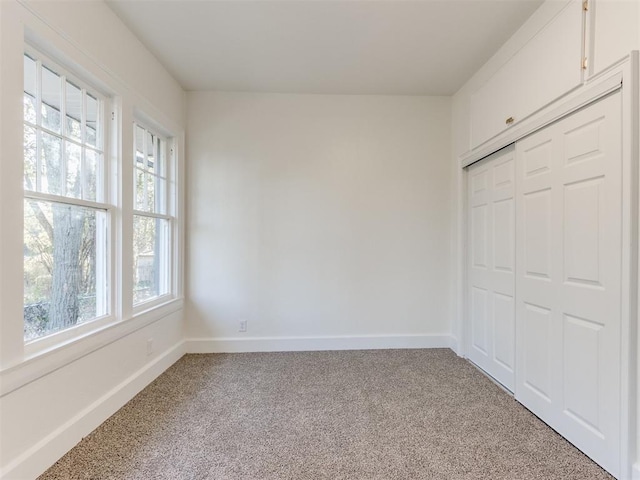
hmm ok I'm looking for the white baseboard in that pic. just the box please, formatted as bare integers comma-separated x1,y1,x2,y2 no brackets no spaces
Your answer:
185,334,454,353
1,340,186,480
632,462,640,480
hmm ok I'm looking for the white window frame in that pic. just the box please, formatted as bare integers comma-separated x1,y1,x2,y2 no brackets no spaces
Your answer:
132,121,176,314
23,46,116,354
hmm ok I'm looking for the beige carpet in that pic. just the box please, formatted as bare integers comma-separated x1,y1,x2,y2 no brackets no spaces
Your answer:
39,349,612,479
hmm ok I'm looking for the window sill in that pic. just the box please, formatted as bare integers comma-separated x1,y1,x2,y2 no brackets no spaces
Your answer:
24,314,117,358
133,293,174,317
0,297,184,397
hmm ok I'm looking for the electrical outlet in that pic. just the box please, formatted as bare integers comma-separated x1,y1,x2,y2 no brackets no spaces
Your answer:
239,320,247,333
146,338,154,356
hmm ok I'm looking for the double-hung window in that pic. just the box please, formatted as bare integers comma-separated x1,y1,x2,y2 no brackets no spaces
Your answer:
23,51,111,342
132,123,173,307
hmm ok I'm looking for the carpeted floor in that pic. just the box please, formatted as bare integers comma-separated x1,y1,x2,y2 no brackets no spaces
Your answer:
39,349,613,479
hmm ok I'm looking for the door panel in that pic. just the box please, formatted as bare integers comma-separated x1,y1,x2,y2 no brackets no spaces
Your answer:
467,146,516,391
523,189,552,279
515,92,621,477
493,292,515,370
523,139,553,177
563,178,603,285
493,199,514,272
471,205,488,269
522,303,553,403
471,286,488,354
563,313,602,432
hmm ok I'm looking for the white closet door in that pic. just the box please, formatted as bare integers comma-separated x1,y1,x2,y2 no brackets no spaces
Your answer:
515,92,621,476
467,145,516,391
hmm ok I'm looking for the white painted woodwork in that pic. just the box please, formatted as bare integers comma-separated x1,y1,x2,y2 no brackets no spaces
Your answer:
470,0,584,149
467,145,516,391
515,92,622,477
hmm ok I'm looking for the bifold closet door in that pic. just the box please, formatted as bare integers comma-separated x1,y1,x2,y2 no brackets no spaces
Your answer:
467,146,516,392
515,92,621,476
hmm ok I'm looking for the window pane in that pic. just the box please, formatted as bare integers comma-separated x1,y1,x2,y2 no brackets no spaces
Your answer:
135,125,145,168
65,141,82,198
133,215,168,304
24,55,37,124
41,66,61,133
146,130,155,173
24,93,37,125
155,175,167,214
24,125,37,190
85,149,99,202
24,200,108,341
133,124,169,214
65,81,82,142
86,93,98,147
135,168,145,211
41,132,62,195
146,172,156,213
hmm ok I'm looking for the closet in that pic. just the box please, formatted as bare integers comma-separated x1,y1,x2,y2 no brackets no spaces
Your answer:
467,91,622,476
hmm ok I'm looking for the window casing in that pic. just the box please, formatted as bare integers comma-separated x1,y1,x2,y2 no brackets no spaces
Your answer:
132,123,174,308
22,49,113,345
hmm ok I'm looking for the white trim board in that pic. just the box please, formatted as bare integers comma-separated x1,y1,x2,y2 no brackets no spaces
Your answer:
185,334,454,354
633,462,640,480
1,340,186,480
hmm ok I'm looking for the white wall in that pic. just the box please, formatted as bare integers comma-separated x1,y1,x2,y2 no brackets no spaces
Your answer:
186,92,453,351
0,1,186,478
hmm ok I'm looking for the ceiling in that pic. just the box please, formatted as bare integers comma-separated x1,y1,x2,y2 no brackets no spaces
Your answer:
106,0,543,96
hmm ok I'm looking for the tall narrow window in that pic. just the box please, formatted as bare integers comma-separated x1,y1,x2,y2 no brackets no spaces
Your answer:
133,123,172,306
23,52,110,342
